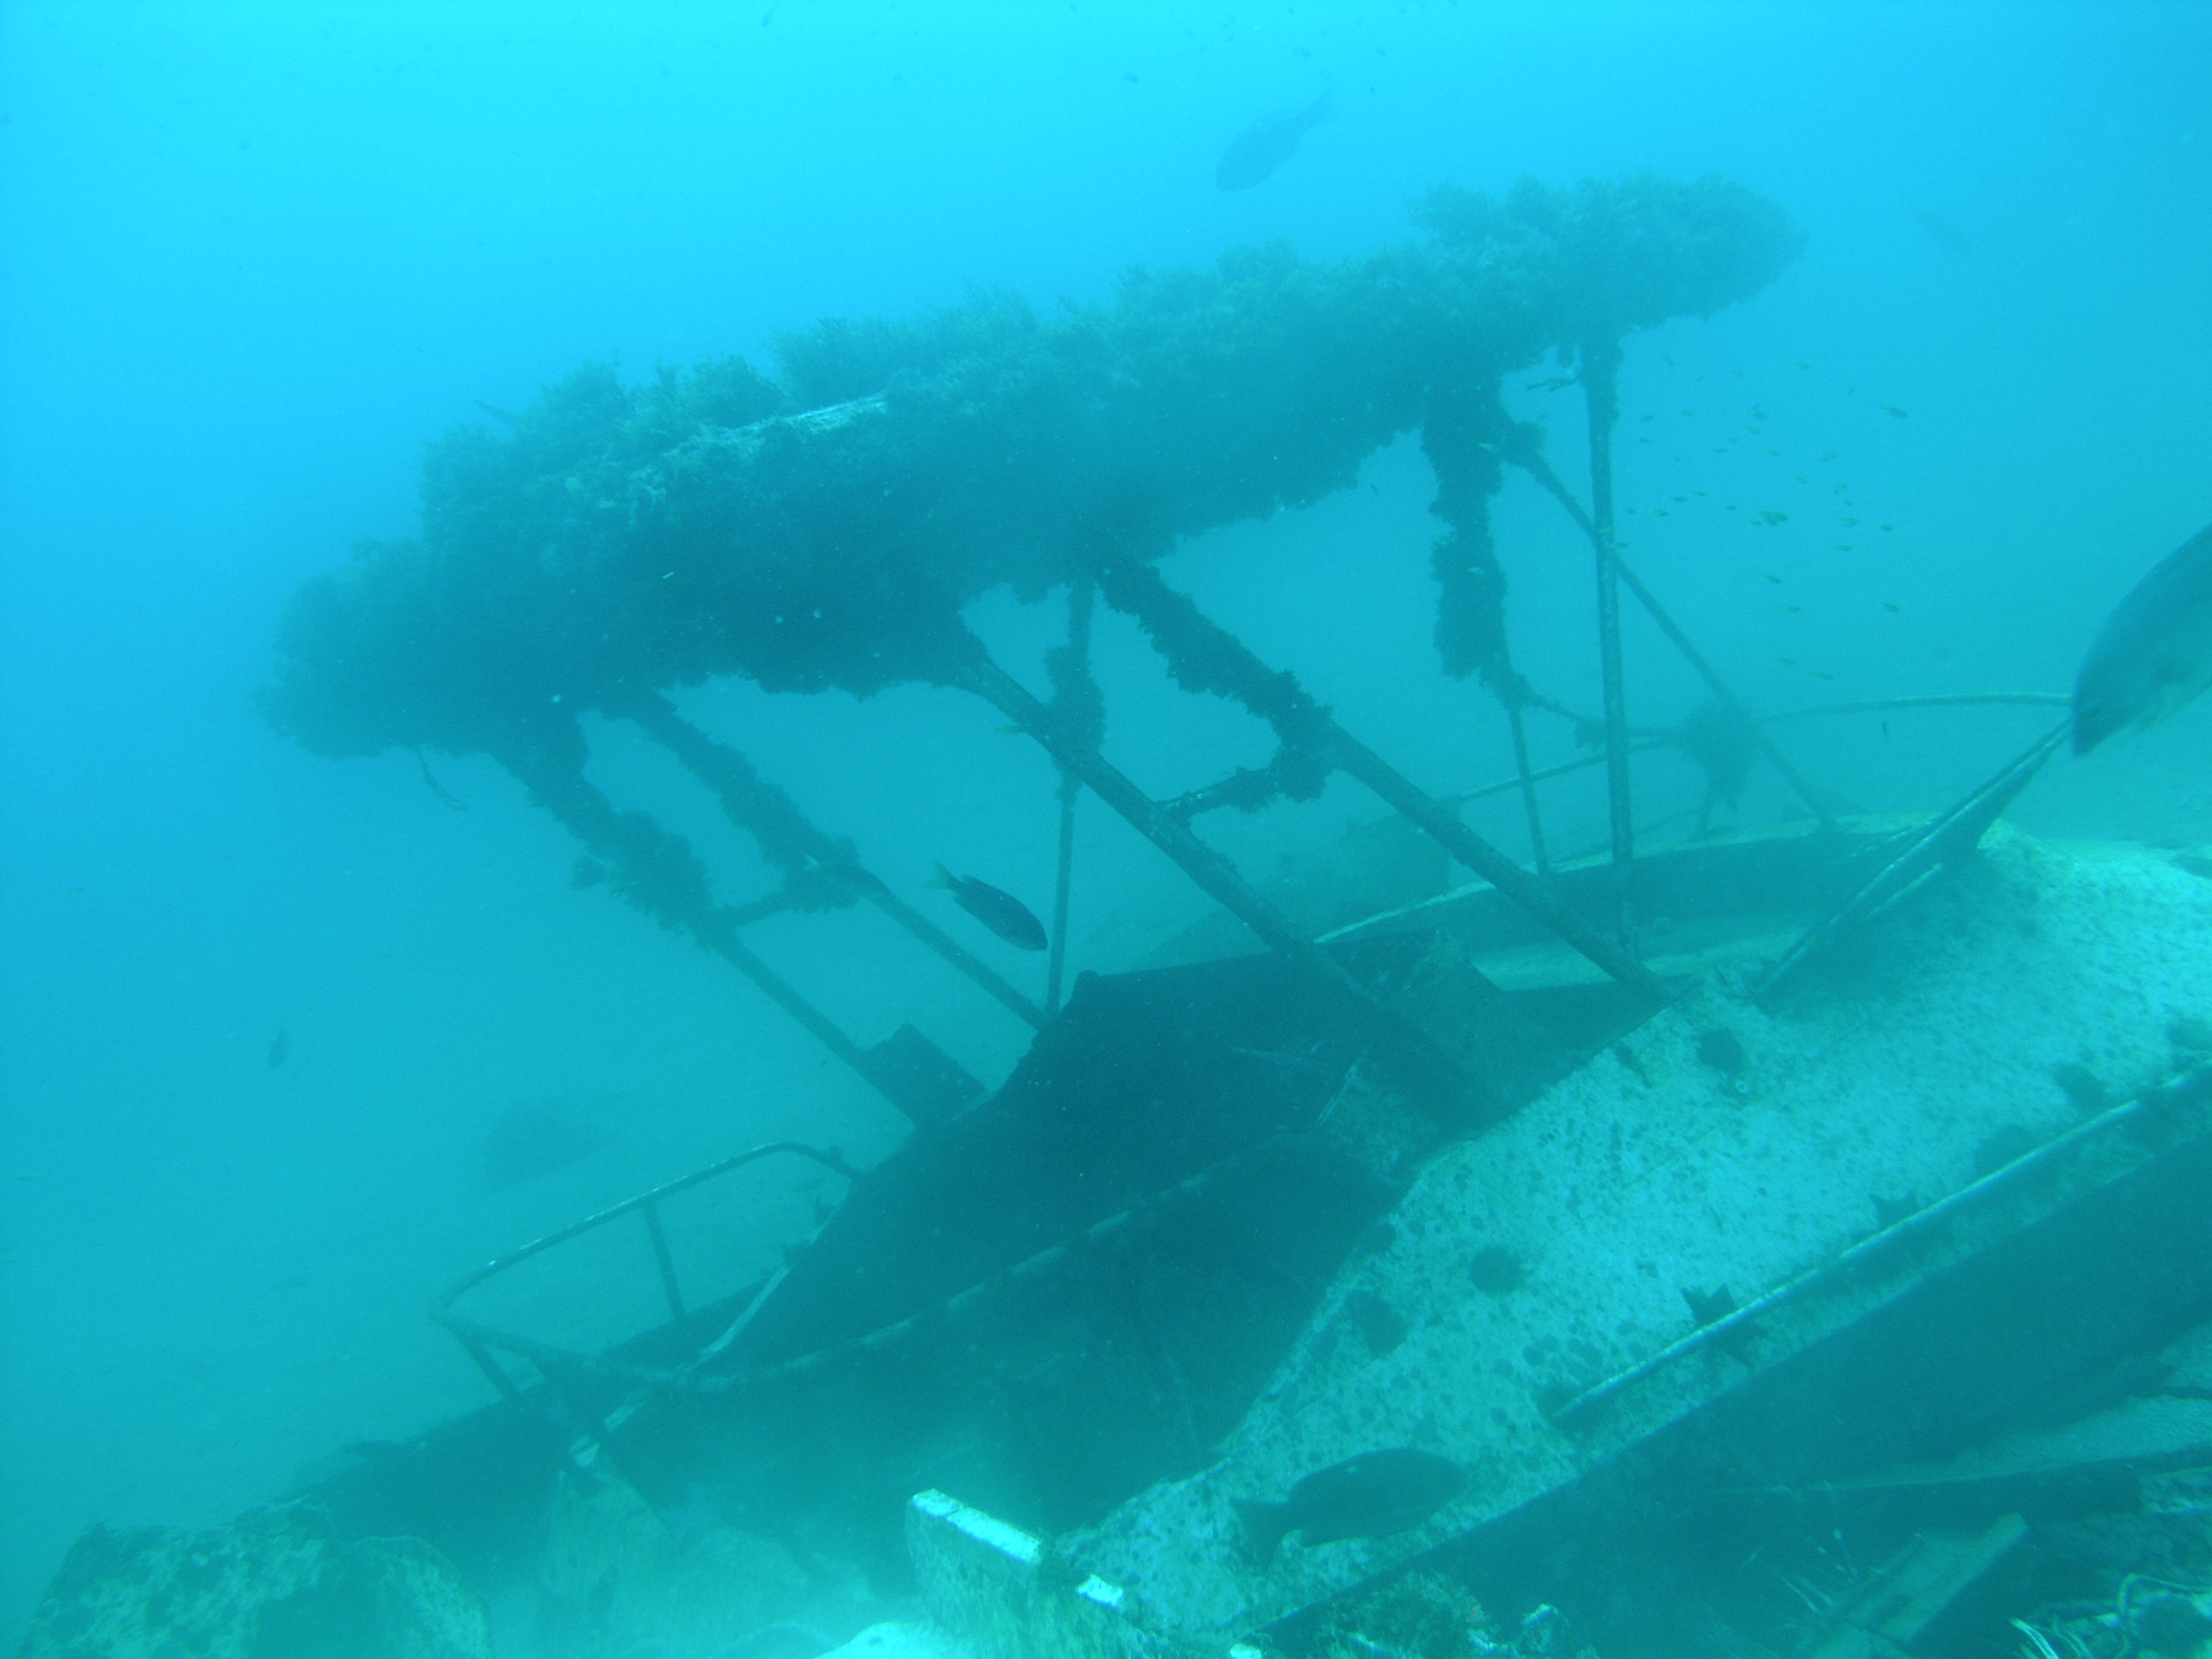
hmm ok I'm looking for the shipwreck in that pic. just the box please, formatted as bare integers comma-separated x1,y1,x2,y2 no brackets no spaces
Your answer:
25,174,2212,1659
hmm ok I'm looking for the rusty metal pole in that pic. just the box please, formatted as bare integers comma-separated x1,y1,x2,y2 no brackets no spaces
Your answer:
1500,437,1839,835
494,726,922,1117
1046,581,1095,1014
1582,337,1637,953
1505,702,1553,879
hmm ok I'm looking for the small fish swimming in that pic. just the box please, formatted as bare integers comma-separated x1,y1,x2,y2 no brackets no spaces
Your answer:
1214,94,1331,190
930,863,1048,950
266,1029,290,1069
1233,1448,1464,1566
2074,518,2212,754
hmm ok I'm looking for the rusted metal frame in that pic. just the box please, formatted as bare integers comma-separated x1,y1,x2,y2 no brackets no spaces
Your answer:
1095,558,1664,1000
950,646,1489,1118
1755,719,2068,999
1048,779,1078,1015
723,887,807,929
453,1330,529,1403
497,728,962,1113
1498,420,1840,834
1581,338,1638,950
622,692,1047,1030
432,1140,858,1383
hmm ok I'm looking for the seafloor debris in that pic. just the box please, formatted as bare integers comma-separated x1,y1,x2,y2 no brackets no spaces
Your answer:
18,1500,489,1659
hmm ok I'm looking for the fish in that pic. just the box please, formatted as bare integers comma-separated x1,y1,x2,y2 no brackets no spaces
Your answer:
1233,1448,1464,1566
1214,94,1332,190
480,1101,613,1193
2074,519,2212,754
929,863,1048,950
266,1029,290,1069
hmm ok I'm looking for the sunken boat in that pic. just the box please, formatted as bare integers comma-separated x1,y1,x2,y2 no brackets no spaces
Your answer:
26,175,2212,1659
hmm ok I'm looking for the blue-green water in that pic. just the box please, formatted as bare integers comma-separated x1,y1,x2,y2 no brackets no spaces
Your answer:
2,3,2209,1649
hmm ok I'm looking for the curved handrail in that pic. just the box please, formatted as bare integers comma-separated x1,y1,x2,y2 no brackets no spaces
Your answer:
431,1140,859,1399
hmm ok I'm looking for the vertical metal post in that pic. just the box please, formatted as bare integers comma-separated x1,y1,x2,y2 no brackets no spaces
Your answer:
1048,777,1078,1013
1506,702,1552,879
1046,580,1094,1013
1094,558,1663,998
1583,336,1637,952
641,1197,686,1322
1500,435,1837,832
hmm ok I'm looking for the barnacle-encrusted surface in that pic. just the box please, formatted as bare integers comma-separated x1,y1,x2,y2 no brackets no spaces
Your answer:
262,175,1798,761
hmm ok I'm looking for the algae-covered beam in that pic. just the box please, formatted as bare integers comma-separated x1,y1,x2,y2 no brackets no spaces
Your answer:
1096,557,1664,1001
491,713,931,1116
950,645,1494,1123
1424,375,1552,876
621,692,1048,1030
261,177,1802,766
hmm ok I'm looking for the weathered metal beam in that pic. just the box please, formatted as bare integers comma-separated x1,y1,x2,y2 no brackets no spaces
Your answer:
1096,558,1664,1001
623,692,1048,1031
952,647,1493,1121
494,721,927,1116
1581,338,1638,951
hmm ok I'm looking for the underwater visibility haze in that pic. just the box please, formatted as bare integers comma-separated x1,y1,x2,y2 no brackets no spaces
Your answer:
4,4,2212,1657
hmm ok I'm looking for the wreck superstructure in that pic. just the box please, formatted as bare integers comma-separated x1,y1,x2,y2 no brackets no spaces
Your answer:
28,173,2212,1659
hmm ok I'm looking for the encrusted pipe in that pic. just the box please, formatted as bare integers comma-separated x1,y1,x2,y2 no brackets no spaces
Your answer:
623,693,1046,1031
950,644,1493,1121
1097,558,1663,999
493,716,919,1113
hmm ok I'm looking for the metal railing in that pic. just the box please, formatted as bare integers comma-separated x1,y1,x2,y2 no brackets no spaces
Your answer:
431,1140,859,1407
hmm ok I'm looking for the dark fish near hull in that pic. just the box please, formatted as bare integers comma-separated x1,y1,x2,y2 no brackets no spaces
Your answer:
1215,94,1332,190
931,863,1048,950
1234,1447,1464,1566
2074,518,2212,754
